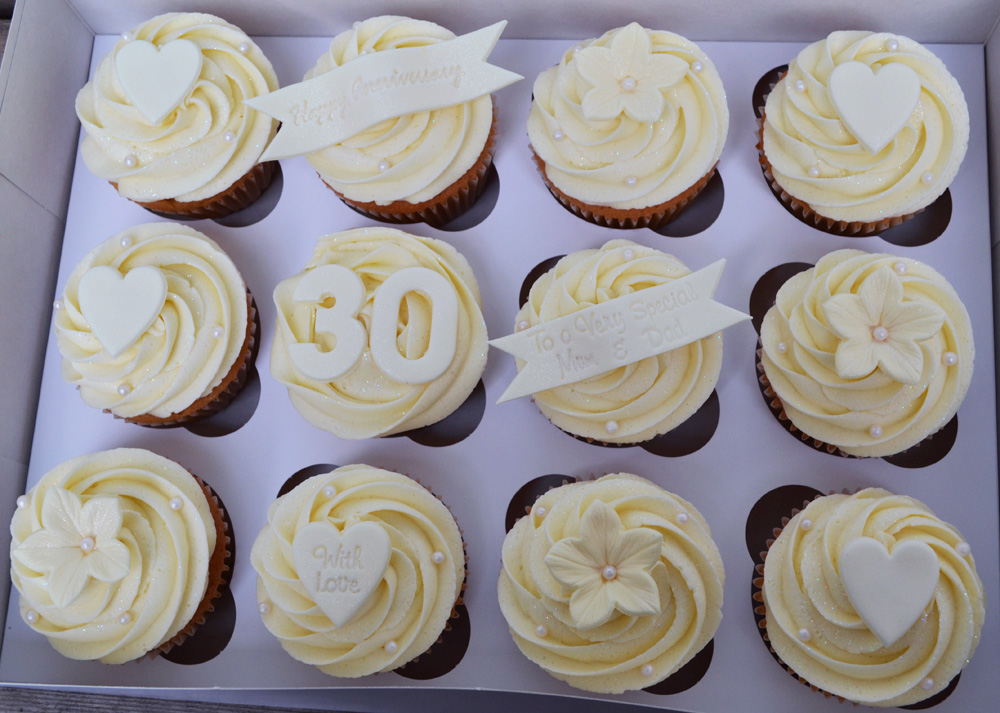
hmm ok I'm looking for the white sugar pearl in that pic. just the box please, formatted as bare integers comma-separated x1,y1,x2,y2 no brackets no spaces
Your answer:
625,175,638,187
602,565,618,581
79,536,96,553
431,551,445,564
53,299,64,311
942,351,958,366
353,21,362,29
641,664,654,677
169,497,183,511
894,261,907,276
120,236,132,248
118,613,132,625
677,512,689,524
956,542,971,556
535,625,548,637
872,326,889,342
25,610,39,624
552,129,565,141
258,601,272,615
16,495,28,509
120,30,135,42
887,39,900,52
123,154,138,169
794,79,807,93
238,42,251,54
691,61,704,73
921,171,934,184
378,159,391,172
798,628,811,642
869,425,883,438
516,320,529,332
776,341,788,354
920,677,934,691
622,248,635,261
223,131,236,142
807,166,820,178
211,326,225,339
605,420,619,435
799,518,813,531
117,384,131,397
384,640,398,654
322,485,337,498
572,45,582,54
535,506,547,518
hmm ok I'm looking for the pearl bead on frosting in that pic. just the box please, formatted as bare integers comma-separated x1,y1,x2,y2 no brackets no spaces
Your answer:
894,261,907,275
223,131,236,142
212,326,225,338
385,640,398,654
238,42,251,54
887,38,900,51
920,677,934,691
535,506,547,518
622,248,635,261
378,159,391,172
942,351,958,366
807,166,820,178
120,236,132,248
799,518,812,531
536,624,548,637
869,425,883,438
123,154,138,169
956,542,971,556
53,299,64,311
677,512,689,524
552,129,565,141
625,175,637,187
641,664,654,677
516,320,529,332
118,613,132,625
169,497,183,511
121,30,134,42
921,172,934,184
431,551,445,564
798,628,811,642
691,61,703,73
322,485,337,498
16,495,28,509
258,601,271,615
776,341,787,353
605,420,619,434
117,384,131,397
25,610,39,624
794,79,806,93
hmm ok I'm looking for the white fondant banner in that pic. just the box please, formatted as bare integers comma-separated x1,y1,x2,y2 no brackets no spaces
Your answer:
490,260,749,403
246,22,522,161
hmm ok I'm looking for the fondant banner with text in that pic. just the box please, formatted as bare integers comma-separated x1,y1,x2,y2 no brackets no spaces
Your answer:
490,260,750,403
245,21,522,161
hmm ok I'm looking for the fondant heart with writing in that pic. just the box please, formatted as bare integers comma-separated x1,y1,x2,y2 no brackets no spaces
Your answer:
78,265,167,358
828,61,921,155
115,39,203,126
839,537,939,646
292,521,391,627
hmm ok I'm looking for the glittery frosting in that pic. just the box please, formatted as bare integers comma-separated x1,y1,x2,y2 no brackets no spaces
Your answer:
497,474,724,693
303,16,494,206
54,222,249,420
9,448,217,663
270,227,487,439
761,31,968,223
528,24,728,210
515,240,722,443
76,13,279,203
760,249,973,457
250,465,464,677
763,488,985,706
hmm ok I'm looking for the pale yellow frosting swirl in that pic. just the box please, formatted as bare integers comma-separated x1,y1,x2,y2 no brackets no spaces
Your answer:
250,465,464,677
9,448,216,664
515,240,722,443
762,31,968,223
270,227,487,439
760,249,973,457
528,25,728,210
76,13,278,202
304,16,493,206
763,488,985,706
497,474,724,693
55,222,249,420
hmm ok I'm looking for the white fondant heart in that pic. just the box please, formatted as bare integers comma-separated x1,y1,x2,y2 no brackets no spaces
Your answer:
78,265,167,358
839,537,939,646
292,521,391,628
828,61,921,155
115,39,203,126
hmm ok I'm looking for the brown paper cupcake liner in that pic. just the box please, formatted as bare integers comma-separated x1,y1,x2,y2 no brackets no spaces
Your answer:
532,149,717,230
113,161,277,220
326,101,499,228
121,291,258,428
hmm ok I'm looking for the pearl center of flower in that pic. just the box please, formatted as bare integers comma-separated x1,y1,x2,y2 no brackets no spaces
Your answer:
620,76,637,91
79,536,96,553
872,326,889,342
602,565,618,581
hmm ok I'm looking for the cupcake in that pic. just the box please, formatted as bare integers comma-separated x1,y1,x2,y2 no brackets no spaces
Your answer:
54,222,257,427
508,239,724,445
250,464,465,678
759,31,968,235
303,17,498,226
75,13,279,219
758,249,973,457
528,22,728,229
497,473,724,693
270,227,487,439
759,488,985,706
9,448,229,663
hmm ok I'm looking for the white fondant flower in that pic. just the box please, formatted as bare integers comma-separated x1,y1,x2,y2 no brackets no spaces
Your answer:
544,499,663,630
573,22,689,123
823,266,946,385
12,488,130,608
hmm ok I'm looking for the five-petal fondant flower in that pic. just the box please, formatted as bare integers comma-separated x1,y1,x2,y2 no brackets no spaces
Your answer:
12,487,130,608
544,499,663,630
573,22,689,123
823,266,946,384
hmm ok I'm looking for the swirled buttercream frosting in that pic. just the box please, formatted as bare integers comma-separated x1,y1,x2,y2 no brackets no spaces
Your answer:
76,13,278,203
761,31,968,224
250,465,465,677
303,16,494,206
9,448,220,663
515,240,722,444
54,222,251,421
760,249,973,457
270,227,487,439
528,23,728,211
762,488,985,706
498,474,724,693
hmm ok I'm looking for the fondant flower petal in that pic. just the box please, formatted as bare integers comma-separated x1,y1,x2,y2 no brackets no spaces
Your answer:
12,530,81,573
857,267,902,324
877,338,924,385
613,23,653,78
621,90,665,123
824,294,872,342
577,500,623,565
883,302,946,343
610,527,663,571
835,337,880,380
39,488,85,540
574,45,617,91
85,541,131,583
643,53,689,91
569,576,615,630
606,570,661,617
545,538,600,589
581,84,628,121
80,496,124,541
48,558,92,608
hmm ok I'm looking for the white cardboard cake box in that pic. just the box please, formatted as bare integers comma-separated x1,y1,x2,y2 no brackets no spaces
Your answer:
1,1,999,712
